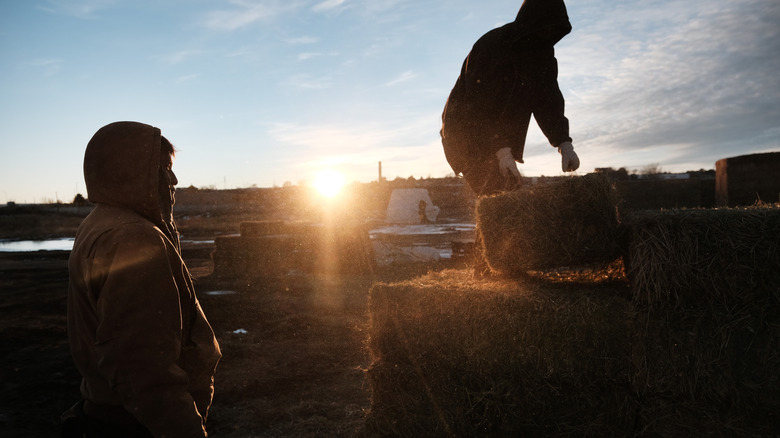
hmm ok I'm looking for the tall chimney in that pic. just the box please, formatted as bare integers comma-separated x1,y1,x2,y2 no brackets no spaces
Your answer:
378,161,383,182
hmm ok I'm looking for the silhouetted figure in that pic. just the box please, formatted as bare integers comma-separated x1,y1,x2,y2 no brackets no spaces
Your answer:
62,121,221,438
418,200,431,224
441,0,579,196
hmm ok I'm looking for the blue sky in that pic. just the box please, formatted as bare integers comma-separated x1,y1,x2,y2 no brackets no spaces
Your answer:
1,0,778,203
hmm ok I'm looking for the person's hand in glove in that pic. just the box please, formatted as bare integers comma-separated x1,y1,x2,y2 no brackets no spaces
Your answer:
558,141,580,172
495,147,522,182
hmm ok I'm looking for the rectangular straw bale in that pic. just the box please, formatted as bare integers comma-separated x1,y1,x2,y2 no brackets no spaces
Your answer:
625,205,780,309
626,205,780,436
631,305,780,437
213,222,375,280
240,220,325,238
476,173,622,275
212,234,302,279
366,268,780,436
365,270,635,437
239,220,289,237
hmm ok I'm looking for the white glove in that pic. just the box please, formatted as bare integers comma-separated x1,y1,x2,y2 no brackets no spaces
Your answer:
558,141,580,172
495,147,522,181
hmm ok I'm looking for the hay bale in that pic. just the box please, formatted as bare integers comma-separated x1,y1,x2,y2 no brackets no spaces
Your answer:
625,205,780,436
212,234,302,280
625,205,780,308
631,306,780,437
239,220,324,238
239,220,289,237
476,173,622,275
363,205,780,436
212,221,375,280
365,270,635,437
366,266,780,436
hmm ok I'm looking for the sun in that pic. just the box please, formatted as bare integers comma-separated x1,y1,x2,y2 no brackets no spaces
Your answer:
312,169,346,198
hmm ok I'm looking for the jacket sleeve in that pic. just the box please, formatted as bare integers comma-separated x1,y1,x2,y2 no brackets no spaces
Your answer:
93,225,207,438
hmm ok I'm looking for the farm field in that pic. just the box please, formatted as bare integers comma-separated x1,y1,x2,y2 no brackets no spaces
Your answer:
1,175,777,437
0,238,457,437
0,193,471,437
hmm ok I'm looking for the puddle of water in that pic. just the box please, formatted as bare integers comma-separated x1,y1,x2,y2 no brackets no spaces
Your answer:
204,290,237,296
181,239,215,245
0,238,215,253
0,238,75,252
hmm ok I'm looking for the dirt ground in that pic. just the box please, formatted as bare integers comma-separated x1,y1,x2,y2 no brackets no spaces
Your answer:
0,237,460,438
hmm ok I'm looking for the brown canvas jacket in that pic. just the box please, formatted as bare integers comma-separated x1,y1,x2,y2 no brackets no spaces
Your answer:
68,121,221,437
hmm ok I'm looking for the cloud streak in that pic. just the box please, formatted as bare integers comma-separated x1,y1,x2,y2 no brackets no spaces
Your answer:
287,36,319,45
202,0,304,31
385,71,417,87
38,0,116,19
28,58,63,76
158,50,203,66
266,110,452,180
283,74,331,89
312,0,347,13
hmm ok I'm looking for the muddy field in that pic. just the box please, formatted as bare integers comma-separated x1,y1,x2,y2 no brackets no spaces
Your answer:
0,207,463,438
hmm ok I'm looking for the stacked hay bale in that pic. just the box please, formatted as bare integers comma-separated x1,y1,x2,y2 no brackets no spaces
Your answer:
365,270,635,437
625,206,780,435
212,220,374,281
365,195,780,435
626,207,780,307
476,173,623,275
212,232,300,280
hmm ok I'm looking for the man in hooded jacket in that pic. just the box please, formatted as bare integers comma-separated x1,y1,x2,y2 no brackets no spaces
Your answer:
63,121,221,438
441,0,579,196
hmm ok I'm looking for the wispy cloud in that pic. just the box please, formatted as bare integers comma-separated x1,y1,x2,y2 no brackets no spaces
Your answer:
385,70,417,87
267,112,452,181
297,52,320,61
202,2,272,31
202,0,301,31
270,122,376,153
312,0,347,13
224,47,254,58
158,50,203,66
359,0,410,15
37,0,116,19
296,51,340,61
175,74,200,84
283,74,331,89
286,36,319,45
269,112,435,155
28,58,63,76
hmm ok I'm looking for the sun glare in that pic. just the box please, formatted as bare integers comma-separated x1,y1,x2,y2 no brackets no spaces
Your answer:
313,169,346,198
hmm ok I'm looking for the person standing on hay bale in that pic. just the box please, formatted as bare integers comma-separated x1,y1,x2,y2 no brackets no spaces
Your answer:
441,0,579,196
62,121,221,438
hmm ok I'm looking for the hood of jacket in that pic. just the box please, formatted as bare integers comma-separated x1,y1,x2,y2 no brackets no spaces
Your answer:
84,121,166,226
512,0,571,46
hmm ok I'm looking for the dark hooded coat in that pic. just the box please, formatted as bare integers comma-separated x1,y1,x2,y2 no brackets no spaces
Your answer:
441,0,572,178
67,121,221,437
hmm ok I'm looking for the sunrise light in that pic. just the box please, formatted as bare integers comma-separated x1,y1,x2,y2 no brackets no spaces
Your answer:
312,169,346,198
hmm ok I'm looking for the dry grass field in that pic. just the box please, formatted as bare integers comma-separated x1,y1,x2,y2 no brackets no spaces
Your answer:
0,234,447,437
0,197,467,437
1,178,777,437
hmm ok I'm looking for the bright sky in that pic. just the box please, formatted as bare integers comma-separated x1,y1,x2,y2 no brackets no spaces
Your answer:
1,0,778,203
